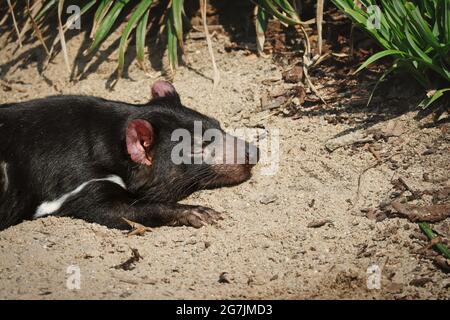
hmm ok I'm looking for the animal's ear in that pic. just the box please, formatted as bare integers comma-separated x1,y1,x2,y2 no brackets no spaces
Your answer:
151,80,180,101
126,119,154,166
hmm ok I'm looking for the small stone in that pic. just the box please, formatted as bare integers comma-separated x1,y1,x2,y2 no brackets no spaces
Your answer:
307,219,332,228
219,272,231,284
282,66,303,83
409,278,432,287
260,195,278,205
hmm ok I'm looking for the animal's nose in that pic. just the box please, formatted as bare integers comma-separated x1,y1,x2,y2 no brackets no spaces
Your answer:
224,134,259,165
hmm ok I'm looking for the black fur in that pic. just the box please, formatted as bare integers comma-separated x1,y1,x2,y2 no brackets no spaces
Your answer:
0,91,255,230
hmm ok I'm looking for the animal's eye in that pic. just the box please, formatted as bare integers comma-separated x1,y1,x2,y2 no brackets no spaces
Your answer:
192,141,208,155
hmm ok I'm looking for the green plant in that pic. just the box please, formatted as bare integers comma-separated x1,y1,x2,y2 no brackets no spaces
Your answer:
331,0,450,108
419,222,450,259
5,0,320,78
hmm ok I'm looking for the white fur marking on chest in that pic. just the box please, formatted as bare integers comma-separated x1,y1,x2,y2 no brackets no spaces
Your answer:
33,175,126,219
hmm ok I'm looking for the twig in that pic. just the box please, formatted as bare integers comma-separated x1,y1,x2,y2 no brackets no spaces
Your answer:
200,0,220,92
398,177,421,199
0,1,15,27
6,0,22,47
367,144,381,162
300,26,327,106
353,152,402,207
354,161,381,207
58,0,71,74
316,0,324,56
300,25,311,58
122,218,153,236
17,0,42,44
44,1,86,70
26,0,50,55
325,131,373,152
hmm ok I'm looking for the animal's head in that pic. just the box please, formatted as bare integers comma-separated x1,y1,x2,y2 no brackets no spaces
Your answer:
125,81,259,201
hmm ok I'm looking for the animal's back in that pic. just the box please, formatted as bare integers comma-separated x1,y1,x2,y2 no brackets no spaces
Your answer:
0,96,135,227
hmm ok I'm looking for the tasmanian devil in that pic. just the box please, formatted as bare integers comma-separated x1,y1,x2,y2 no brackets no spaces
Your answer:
0,81,258,231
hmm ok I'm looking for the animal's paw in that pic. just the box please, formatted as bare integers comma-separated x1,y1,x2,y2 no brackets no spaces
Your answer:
172,206,223,228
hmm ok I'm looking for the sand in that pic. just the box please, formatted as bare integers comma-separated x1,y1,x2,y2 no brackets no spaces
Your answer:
0,27,449,299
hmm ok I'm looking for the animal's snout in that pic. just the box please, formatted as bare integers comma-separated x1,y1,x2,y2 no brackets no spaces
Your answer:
205,134,258,187
222,135,259,166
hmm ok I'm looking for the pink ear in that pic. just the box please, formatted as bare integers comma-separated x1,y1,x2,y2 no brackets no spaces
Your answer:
151,80,178,99
126,119,154,166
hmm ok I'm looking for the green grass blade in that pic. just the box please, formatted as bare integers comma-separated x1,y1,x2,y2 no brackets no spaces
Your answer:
256,5,268,56
333,0,450,96
354,49,406,74
136,9,150,69
445,0,450,44
92,0,113,37
171,0,184,47
93,0,113,26
419,222,450,259
259,0,301,25
167,10,178,71
391,0,407,18
366,64,396,106
418,88,450,109
117,0,153,77
331,0,391,48
407,3,441,51
404,26,433,65
94,0,112,22
435,0,449,44
275,0,298,20
86,0,130,55
34,0,57,23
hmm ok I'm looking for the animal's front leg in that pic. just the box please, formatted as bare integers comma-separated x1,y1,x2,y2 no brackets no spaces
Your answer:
39,181,222,229
121,203,222,233
116,203,223,229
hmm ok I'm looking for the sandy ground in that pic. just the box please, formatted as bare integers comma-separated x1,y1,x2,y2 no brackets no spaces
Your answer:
0,26,449,299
